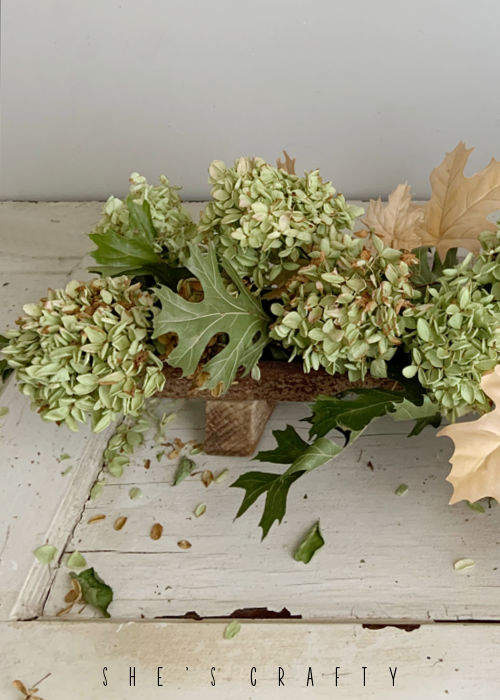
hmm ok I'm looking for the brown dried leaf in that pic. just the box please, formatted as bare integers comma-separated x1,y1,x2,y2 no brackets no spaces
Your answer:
201,470,214,487
210,382,225,398
276,150,296,175
63,576,83,605
144,459,151,470
150,523,163,540
113,516,127,531
420,142,500,256
439,365,500,504
177,539,192,549
88,514,106,524
361,183,424,250
64,589,78,604
56,603,74,617
12,680,29,695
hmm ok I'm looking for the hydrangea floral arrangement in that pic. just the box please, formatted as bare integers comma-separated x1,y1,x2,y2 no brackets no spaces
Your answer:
4,143,500,538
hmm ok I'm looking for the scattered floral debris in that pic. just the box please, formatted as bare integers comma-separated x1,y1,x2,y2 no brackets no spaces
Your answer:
129,487,143,500
223,621,241,640
194,503,206,518
0,406,9,418
294,521,325,564
395,484,409,496
90,481,105,500
12,672,51,699
201,470,214,487
156,451,165,461
177,539,192,549
155,411,177,443
174,456,195,485
67,551,87,569
34,544,56,565
70,568,113,617
150,523,163,540
214,469,229,483
103,414,152,478
144,459,151,470
113,516,127,531
60,465,73,477
454,558,475,571
88,514,106,524
190,443,204,455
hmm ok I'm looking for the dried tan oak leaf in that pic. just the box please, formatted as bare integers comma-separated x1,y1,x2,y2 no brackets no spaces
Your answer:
362,183,424,250
439,365,500,504
276,150,296,175
420,142,500,257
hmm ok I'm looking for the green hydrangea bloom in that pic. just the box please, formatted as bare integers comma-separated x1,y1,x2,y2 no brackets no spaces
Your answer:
269,234,418,380
402,237,500,418
92,172,197,265
2,277,165,432
198,157,363,289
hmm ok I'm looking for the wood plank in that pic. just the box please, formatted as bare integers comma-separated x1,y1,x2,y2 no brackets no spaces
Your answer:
42,398,500,622
0,380,114,620
1,620,499,699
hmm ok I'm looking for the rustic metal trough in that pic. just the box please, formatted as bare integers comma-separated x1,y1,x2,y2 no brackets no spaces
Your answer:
160,361,396,456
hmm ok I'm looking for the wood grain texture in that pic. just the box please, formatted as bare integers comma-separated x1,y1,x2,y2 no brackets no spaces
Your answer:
2,620,500,699
41,398,500,623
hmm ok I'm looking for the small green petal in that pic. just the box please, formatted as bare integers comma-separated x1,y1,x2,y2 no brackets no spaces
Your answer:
67,551,87,568
34,544,57,564
223,621,241,640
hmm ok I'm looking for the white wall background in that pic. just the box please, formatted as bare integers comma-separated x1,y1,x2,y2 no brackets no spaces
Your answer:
1,0,500,201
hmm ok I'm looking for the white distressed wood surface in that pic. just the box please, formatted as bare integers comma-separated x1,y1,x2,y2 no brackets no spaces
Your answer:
43,399,500,622
2,201,499,628
1,620,500,699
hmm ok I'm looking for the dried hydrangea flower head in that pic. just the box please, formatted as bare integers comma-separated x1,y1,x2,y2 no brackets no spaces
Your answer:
270,234,418,380
198,157,364,290
402,236,500,418
2,277,165,432
92,172,197,265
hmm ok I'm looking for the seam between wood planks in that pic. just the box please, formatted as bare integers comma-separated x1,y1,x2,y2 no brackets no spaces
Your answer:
9,421,117,621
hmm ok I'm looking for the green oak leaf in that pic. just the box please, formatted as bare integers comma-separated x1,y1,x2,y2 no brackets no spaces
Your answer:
307,389,406,439
254,425,308,464
432,247,458,275
232,437,341,539
89,199,187,286
390,396,442,436
409,412,442,436
70,567,113,618
294,521,325,564
154,243,269,391
411,246,436,287
126,198,156,243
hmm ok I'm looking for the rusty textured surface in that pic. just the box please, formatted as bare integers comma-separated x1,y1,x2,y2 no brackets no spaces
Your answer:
160,360,399,402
